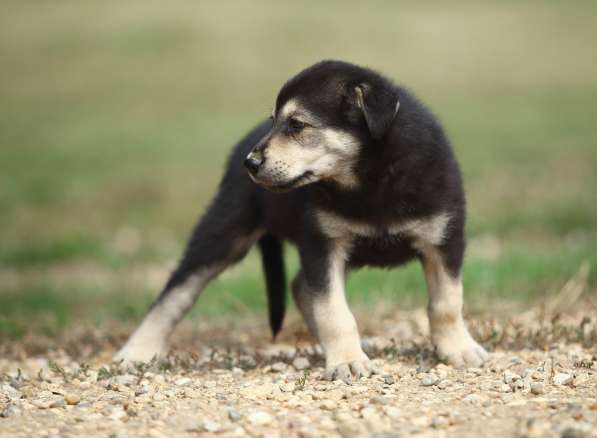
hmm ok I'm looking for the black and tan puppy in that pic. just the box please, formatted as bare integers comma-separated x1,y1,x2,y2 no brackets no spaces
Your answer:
115,60,488,380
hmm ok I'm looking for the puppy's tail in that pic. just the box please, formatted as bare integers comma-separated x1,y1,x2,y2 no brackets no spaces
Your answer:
258,234,286,340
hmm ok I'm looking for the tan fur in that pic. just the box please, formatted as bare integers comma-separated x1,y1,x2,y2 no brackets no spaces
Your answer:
421,247,488,367
257,101,360,189
316,209,451,246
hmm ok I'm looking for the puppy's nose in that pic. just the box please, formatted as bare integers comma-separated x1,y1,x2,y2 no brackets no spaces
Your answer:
244,154,263,174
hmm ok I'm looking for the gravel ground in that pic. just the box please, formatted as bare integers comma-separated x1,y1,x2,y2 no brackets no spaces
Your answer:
1,303,596,438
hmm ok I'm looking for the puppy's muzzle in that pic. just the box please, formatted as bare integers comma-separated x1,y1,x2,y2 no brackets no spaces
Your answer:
244,153,264,175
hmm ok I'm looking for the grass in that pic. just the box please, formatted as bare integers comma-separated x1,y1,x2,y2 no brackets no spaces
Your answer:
0,0,596,338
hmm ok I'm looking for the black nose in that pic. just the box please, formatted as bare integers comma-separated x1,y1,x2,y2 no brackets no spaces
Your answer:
244,154,263,174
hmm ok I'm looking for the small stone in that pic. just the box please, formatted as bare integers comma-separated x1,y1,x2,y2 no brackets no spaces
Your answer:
431,415,449,429
109,408,127,420
435,369,448,380
361,407,378,421
382,375,395,385
203,380,217,389
64,393,81,405
247,411,273,425
320,400,337,410
506,399,527,407
153,375,166,385
203,420,220,433
239,355,257,368
370,396,390,405
572,374,589,388
503,370,521,385
1,384,22,401
292,357,310,371
228,408,241,422
152,393,166,402
412,416,429,427
467,367,484,376
279,382,295,392
175,377,192,387
561,427,585,438
113,374,137,386
383,406,401,419
271,362,287,372
421,373,439,386
553,373,572,385
1,405,22,418
32,395,65,409
462,394,484,406
437,380,452,390
530,382,545,395
498,383,512,393
240,382,273,398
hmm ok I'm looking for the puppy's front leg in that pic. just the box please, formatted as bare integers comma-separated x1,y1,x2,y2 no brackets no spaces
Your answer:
294,240,377,381
422,249,488,368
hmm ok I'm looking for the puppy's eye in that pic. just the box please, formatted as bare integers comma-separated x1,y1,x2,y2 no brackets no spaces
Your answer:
288,118,306,133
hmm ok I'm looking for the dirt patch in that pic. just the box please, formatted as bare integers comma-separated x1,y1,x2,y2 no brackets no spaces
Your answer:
1,304,596,437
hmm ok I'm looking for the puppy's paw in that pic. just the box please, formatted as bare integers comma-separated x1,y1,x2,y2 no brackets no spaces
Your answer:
434,326,489,368
113,342,164,365
324,359,379,382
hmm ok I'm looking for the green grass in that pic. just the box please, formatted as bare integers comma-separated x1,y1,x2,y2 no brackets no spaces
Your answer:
0,0,596,337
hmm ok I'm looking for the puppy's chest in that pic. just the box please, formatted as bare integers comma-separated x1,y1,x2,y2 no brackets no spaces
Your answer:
316,210,451,253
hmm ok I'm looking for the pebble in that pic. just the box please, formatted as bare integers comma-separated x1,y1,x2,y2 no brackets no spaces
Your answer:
412,416,430,427
503,370,521,385
203,380,217,389
320,400,337,410
152,393,166,402
292,357,310,371
247,411,273,425
64,393,81,405
113,374,137,386
383,406,401,419
437,380,452,390
431,415,450,429
462,394,484,406
174,377,192,387
382,374,395,385
1,405,22,418
553,373,573,386
361,407,379,421
32,395,65,409
370,395,390,405
530,382,546,395
1,384,22,401
203,420,220,432
240,382,274,398
228,408,241,422
271,362,287,372
421,373,439,386
572,374,589,387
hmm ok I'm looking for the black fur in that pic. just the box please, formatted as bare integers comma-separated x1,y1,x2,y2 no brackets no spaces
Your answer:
155,60,466,334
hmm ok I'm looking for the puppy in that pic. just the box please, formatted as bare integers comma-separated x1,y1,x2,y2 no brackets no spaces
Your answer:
115,60,488,380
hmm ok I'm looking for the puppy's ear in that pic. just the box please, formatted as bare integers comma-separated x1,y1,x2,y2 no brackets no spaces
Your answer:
344,83,400,140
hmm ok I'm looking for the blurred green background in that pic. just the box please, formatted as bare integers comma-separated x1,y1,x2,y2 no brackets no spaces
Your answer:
1,0,596,338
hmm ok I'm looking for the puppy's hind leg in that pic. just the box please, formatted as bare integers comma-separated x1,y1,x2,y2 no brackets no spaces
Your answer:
115,186,263,363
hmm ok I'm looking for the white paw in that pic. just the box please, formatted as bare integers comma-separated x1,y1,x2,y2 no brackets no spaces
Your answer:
433,325,489,368
324,358,379,381
113,342,165,365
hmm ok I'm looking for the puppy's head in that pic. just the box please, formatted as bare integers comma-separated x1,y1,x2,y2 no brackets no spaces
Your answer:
245,60,400,192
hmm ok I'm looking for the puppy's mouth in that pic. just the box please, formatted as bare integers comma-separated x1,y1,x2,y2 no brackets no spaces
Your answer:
250,171,314,192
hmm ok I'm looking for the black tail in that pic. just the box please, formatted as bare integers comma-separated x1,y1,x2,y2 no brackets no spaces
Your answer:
258,234,286,339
